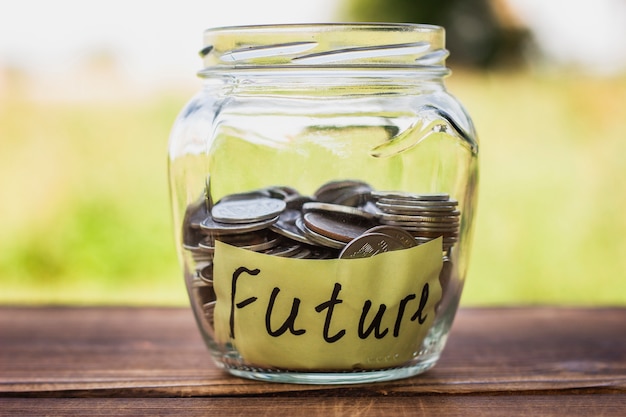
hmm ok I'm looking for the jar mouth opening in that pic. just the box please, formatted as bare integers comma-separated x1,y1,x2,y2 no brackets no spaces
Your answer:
199,23,449,74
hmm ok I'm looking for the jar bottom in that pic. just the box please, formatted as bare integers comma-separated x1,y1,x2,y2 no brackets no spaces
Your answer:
208,329,448,385
220,354,441,385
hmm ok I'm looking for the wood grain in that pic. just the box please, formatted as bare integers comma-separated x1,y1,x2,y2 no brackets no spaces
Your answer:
1,396,625,417
1,306,625,415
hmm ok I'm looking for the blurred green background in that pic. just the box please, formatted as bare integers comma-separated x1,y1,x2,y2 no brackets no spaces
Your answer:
1,0,625,306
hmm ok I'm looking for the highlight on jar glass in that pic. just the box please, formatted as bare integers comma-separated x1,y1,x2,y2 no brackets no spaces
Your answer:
168,23,479,384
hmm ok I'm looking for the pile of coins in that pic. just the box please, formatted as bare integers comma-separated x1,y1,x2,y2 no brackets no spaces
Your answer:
181,180,462,322
370,191,460,252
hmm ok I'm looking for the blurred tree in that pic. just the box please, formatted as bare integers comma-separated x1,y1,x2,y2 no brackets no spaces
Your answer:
342,0,530,68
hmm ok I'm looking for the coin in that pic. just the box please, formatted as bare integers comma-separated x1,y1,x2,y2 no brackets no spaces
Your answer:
270,219,315,245
314,180,372,206
199,214,279,235
376,202,458,214
240,236,282,252
363,225,417,248
284,194,315,209
376,197,457,206
382,218,460,227
269,207,316,245
370,191,450,201
377,211,459,223
211,197,286,224
302,202,376,221
262,242,305,257
339,232,406,259
295,217,346,249
219,229,264,244
303,211,373,243
197,263,214,283
203,300,216,326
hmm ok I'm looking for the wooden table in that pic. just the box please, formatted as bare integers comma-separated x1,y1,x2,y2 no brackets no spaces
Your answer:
1,306,624,416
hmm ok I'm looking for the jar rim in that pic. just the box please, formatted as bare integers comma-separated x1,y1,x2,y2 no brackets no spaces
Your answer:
202,22,444,35
199,22,449,74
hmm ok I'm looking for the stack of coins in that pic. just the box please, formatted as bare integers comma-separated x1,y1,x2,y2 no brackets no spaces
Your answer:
181,181,464,322
369,191,460,252
183,183,462,261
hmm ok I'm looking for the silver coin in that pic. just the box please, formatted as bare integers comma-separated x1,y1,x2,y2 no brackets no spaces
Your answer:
376,202,458,214
370,191,450,201
381,218,460,228
197,262,214,284
199,214,279,235
339,232,406,259
377,197,457,206
405,210,461,217
385,215,460,224
262,243,305,257
264,185,300,200
409,233,459,241
314,180,371,202
380,216,460,226
270,221,316,245
377,210,459,223
382,221,459,232
411,230,459,237
197,240,216,253
240,236,282,252
211,197,286,224
302,202,376,221
333,185,372,207
219,230,271,246
363,225,417,248
414,236,459,245
284,194,315,210
203,300,217,326
269,209,316,245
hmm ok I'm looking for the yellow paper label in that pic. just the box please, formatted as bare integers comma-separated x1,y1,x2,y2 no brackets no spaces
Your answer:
213,238,443,370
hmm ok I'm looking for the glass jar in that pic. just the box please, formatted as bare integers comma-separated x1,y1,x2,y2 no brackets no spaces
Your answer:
168,23,478,384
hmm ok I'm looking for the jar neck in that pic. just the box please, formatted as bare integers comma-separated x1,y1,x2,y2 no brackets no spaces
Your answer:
201,71,446,98
197,23,450,81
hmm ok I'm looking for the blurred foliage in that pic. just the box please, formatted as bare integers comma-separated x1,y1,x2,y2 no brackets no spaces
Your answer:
342,0,530,68
0,92,187,305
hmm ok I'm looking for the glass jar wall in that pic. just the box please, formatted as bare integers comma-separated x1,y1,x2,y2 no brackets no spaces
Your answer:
168,24,478,384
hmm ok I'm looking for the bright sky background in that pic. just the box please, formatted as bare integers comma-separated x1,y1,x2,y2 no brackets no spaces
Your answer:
0,0,339,88
508,0,626,75
1,0,625,98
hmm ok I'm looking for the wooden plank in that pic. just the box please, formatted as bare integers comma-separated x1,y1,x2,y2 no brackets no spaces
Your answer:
1,395,625,417
1,307,625,397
